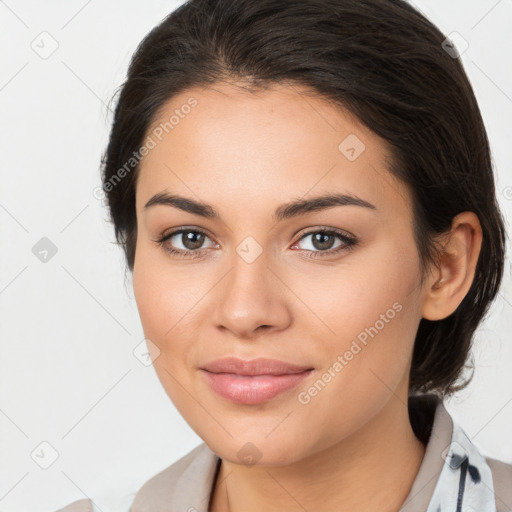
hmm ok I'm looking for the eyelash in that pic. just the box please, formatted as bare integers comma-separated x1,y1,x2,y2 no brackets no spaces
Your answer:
154,226,358,260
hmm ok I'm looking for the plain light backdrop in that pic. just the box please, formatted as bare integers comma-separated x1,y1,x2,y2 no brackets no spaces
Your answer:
1,1,511,511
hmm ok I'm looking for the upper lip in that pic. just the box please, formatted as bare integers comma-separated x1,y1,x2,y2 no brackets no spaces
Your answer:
201,357,314,376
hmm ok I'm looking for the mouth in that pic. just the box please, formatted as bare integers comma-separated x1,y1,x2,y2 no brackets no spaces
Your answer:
200,357,314,405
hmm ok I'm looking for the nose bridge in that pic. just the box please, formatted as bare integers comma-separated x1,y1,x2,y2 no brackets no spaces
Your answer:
231,241,273,296
212,238,290,336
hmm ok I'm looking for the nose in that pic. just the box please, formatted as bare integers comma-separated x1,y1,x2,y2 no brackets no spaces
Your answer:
211,249,292,340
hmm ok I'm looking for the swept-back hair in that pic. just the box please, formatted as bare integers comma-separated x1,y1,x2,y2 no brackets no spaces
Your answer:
101,0,507,397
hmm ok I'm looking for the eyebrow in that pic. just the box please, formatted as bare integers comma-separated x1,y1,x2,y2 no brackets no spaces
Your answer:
144,191,377,222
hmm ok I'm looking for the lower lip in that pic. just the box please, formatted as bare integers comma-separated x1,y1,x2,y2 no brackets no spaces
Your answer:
201,369,313,405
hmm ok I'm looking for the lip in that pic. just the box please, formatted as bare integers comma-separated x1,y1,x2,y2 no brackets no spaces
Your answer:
201,357,313,376
200,357,314,405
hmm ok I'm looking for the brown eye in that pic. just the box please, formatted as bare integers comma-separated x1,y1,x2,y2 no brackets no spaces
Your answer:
310,232,336,251
180,231,206,250
292,228,358,259
155,228,217,257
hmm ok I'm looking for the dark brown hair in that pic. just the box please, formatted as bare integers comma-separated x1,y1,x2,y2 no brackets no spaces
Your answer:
101,0,507,397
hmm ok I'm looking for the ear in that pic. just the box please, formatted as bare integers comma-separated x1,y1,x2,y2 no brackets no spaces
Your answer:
421,211,483,321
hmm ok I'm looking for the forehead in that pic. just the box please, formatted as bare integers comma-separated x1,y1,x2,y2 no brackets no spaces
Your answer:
136,81,411,220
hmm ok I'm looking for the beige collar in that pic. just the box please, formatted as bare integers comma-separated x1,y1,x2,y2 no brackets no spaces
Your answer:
399,395,453,511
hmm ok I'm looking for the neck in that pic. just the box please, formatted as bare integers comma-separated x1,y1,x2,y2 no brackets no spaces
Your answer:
210,396,426,512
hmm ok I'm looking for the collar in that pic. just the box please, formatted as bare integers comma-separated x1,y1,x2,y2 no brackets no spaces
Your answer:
400,394,496,511
131,395,497,512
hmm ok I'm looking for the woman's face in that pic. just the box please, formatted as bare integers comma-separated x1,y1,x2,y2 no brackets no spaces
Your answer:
133,82,428,465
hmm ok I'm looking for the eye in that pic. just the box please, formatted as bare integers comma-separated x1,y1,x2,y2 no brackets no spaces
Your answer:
154,226,358,259
154,227,218,258
291,228,358,258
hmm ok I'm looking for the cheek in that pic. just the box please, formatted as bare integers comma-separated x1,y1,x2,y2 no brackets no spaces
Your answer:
133,240,199,341
295,233,420,342
132,245,207,388
297,235,422,392
132,259,196,409
290,274,421,455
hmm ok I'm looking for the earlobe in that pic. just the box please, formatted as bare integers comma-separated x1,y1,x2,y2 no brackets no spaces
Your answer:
421,212,483,321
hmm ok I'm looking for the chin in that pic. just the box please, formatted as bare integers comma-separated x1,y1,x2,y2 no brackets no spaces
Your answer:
204,432,308,468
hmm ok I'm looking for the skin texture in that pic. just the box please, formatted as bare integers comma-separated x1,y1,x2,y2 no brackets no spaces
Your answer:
132,81,482,512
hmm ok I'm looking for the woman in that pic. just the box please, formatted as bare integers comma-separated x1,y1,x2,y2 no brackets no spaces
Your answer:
58,0,511,510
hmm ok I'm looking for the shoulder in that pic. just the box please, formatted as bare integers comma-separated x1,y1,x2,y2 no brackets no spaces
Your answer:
130,442,219,512
55,499,93,512
486,455,512,512
130,443,209,509
53,491,136,512
53,444,212,512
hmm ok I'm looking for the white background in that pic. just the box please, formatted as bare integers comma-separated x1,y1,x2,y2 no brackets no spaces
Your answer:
1,1,511,511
